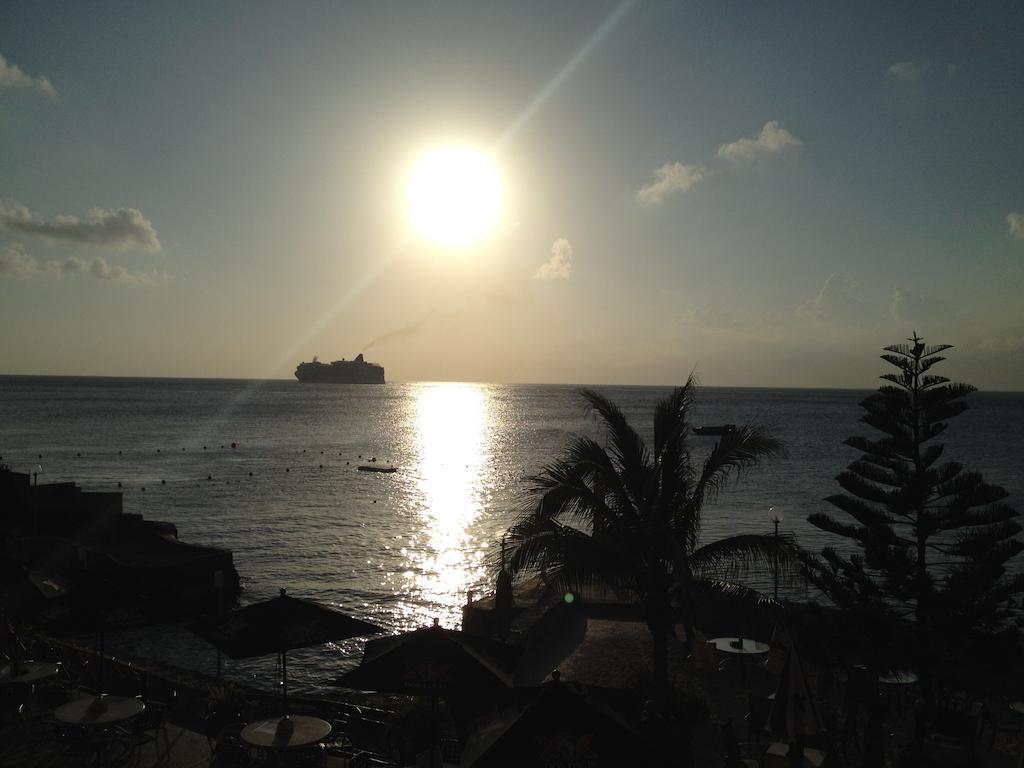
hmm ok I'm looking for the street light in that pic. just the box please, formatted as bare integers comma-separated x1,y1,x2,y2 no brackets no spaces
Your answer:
769,506,783,601
33,465,43,536
213,570,224,681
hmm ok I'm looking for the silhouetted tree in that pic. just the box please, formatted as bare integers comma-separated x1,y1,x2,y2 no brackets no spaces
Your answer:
802,334,1024,702
504,379,795,685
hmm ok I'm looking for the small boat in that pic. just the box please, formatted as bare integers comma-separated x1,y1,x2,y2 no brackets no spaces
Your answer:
357,465,397,473
693,424,736,436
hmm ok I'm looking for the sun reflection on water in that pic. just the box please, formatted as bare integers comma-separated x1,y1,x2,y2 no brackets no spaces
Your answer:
404,382,492,628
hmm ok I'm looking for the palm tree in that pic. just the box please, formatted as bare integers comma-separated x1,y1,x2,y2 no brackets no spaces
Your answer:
504,379,795,685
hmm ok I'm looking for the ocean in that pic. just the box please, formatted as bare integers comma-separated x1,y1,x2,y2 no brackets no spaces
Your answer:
1,376,1021,696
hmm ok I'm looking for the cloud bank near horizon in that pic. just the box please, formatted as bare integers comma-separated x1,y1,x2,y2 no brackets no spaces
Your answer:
0,204,161,251
886,60,929,83
1008,212,1024,241
0,53,56,97
0,243,160,285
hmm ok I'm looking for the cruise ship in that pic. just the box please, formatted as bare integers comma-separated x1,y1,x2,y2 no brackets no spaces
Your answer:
294,353,385,383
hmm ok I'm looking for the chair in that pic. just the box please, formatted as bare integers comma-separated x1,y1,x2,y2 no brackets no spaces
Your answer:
692,639,721,672
764,626,791,678
983,701,1024,750
414,743,443,768
818,710,847,761
121,699,172,765
439,737,461,764
0,682,31,739
747,693,772,743
722,719,764,768
53,720,96,763
324,745,372,768
33,676,71,710
210,721,252,768
285,743,327,767
916,705,981,768
922,733,972,767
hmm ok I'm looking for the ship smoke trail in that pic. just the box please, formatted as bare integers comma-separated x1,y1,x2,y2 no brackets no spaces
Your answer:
364,318,427,352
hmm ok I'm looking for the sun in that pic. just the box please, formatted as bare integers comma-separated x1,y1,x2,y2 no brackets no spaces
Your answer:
406,146,502,249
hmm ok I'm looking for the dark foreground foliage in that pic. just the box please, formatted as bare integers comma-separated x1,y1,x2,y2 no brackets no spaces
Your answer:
801,334,1024,701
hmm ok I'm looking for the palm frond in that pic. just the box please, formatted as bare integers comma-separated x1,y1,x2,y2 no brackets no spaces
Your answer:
653,375,697,460
688,424,784,513
580,388,651,503
690,533,799,582
687,579,784,631
501,384,786,682
504,514,641,596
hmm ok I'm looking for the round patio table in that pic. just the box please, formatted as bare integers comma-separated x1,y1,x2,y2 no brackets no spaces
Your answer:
710,637,770,687
241,715,332,750
0,661,60,684
54,694,145,727
879,670,918,685
54,695,145,767
710,637,771,655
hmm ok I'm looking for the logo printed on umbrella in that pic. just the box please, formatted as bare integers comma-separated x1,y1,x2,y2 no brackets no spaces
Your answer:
536,730,598,768
283,621,327,645
214,615,250,640
403,661,455,687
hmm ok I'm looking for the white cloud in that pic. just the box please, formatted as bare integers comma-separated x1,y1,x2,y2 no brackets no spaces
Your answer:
534,238,574,280
636,162,709,204
887,60,929,82
0,54,56,97
889,288,953,327
678,306,744,332
796,274,876,326
717,121,801,164
0,244,159,285
0,204,161,251
1007,212,1024,241
979,330,1024,354
0,243,39,277
56,255,157,284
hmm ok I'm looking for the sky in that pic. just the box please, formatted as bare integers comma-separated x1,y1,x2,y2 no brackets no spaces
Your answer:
1,1,1023,389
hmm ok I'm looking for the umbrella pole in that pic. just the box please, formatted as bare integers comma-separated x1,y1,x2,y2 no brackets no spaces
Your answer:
431,694,438,768
215,570,223,682
98,617,105,694
282,651,288,716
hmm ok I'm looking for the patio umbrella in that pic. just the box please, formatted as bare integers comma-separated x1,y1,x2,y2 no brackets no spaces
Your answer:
188,587,382,713
336,620,515,767
0,563,68,664
768,641,822,744
460,672,641,768
32,573,152,693
0,561,69,620
336,620,514,696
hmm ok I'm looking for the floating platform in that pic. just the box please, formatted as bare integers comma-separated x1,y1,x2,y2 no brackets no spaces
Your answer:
693,424,736,436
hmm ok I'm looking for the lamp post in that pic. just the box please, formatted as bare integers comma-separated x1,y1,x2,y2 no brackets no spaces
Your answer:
33,465,42,536
213,570,224,681
769,506,783,601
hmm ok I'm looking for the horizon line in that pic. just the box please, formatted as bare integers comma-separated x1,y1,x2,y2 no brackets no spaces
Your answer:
2,372,1022,395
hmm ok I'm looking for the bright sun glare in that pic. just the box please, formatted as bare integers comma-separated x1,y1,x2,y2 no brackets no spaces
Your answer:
406,146,502,249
